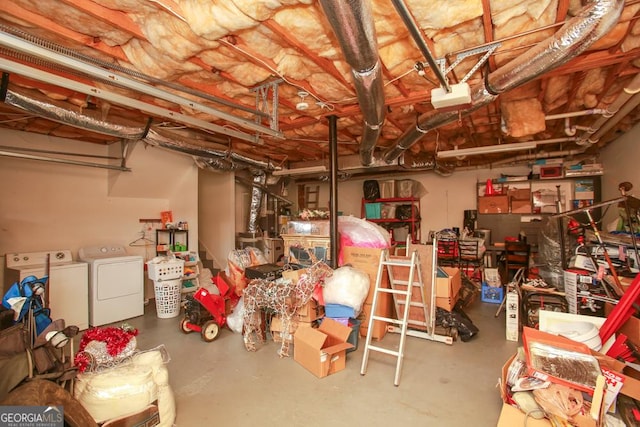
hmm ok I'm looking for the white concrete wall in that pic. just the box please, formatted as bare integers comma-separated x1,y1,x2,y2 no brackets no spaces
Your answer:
199,170,235,270
298,165,530,241
600,122,640,228
0,129,198,298
2,121,637,295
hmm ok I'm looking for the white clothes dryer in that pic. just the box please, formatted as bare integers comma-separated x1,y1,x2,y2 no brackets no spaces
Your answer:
79,245,144,327
5,250,89,330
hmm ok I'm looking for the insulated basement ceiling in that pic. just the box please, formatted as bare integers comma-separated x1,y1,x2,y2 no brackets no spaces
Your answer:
0,0,639,175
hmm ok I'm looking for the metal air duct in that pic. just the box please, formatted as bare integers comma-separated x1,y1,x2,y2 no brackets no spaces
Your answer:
319,0,385,166
1,86,276,172
248,172,266,234
4,89,147,139
383,0,624,164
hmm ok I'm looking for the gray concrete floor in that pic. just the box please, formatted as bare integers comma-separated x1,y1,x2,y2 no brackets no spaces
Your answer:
122,297,519,427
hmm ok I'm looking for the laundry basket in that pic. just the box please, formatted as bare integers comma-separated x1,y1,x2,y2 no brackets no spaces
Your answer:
153,279,182,319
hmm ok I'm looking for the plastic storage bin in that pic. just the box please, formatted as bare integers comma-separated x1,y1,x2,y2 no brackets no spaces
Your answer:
365,202,382,219
481,283,504,304
147,259,184,281
347,318,361,353
154,279,182,318
325,303,356,319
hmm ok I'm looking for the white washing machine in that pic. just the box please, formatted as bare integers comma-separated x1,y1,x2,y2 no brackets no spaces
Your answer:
78,245,144,327
5,250,89,330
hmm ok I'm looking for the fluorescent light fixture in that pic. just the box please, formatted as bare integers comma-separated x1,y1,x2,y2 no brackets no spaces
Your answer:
437,141,537,158
272,165,328,176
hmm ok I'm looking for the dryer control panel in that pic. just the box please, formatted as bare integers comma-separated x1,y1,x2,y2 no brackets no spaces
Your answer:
79,245,129,260
6,250,74,268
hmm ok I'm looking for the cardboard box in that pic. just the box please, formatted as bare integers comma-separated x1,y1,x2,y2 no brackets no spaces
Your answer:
293,317,354,378
522,327,600,393
499,351,640,427
498,353,622,427
435,267,461,311
478,195,509,214
270,316,312,343
604,302,640,349
281,269,324,322
358,302,392,339
295,299,324,322
508,188,531,200
341,246,393,340
519,328,640,402
510,199,532,214
387,254,431,330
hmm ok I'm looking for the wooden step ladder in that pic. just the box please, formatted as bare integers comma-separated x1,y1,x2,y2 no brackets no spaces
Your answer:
305,185,320,210
360,247,452,386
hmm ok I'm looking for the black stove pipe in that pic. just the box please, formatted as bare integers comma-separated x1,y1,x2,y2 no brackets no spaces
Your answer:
329,115,338,269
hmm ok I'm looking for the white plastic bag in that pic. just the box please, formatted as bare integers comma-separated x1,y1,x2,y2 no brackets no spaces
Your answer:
322,266,370,314
226,295,245,334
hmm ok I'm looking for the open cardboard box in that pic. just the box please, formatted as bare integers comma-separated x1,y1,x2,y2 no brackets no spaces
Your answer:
293,317,354,378
498,331,640,427
522,327,601,394
270,315,313,344
499,353,602,427
435,267,461,311
604,302,640,349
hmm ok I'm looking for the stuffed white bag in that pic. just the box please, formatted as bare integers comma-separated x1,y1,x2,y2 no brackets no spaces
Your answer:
322,266,370,315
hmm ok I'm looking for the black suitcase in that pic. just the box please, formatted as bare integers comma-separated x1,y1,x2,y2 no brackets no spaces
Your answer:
245,263,284,281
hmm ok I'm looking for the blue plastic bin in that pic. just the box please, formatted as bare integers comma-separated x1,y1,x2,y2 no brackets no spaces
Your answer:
481,283,503,304
325,303,356,319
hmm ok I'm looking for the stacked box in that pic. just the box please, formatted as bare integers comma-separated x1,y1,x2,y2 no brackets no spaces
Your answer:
341,246,392,340
508,187,532,214
478,195,509,214
269,269,325,344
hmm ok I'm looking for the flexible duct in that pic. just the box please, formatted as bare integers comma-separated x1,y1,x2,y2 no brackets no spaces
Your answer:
383,0,624,164
2,87,276,171
248,172,266,234
5,89,147,139
144,129,275,171
318,0,385,166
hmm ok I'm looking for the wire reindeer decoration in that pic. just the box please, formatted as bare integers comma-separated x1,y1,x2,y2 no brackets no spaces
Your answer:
242,261,333,357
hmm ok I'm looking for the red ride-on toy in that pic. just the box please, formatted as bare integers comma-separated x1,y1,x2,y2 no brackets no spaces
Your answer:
180,275,237,342
180,288,226,341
